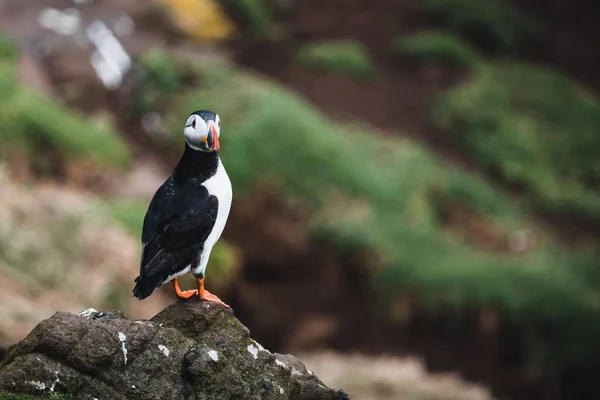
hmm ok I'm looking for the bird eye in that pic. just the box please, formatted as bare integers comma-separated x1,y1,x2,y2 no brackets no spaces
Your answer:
191,118,196,129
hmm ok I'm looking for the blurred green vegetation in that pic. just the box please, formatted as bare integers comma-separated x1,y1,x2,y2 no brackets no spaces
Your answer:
131,48,189,116
0,35,17,61
102,277,133,311
297,40,374,80
106,198,150,238
228,0,273,36
0,34,131,172
1,211,83,290
421,0,545,54
133,48,600,375
394,30,479,67
432,60,600,222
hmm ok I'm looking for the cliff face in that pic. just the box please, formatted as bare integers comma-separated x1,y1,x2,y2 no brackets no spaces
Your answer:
0,300,348,400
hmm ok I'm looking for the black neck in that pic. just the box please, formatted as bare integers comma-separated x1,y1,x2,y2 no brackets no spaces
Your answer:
173,143,219,183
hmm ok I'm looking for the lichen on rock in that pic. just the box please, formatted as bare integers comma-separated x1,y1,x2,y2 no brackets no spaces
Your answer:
0,300,349,400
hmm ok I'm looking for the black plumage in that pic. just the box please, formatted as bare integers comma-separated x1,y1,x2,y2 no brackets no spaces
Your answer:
132,144,220,299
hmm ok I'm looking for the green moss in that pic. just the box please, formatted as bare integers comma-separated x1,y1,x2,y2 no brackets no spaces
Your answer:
394,30,480,67
421,0,545,54
432,62,600,221
0,38,131,170
297,40,374,80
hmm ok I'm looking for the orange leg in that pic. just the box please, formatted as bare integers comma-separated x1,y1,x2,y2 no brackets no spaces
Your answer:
172,278,198,299
198,277,230,308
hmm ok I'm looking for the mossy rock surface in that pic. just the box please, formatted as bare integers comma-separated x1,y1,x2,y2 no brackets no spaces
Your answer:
0,303,347,400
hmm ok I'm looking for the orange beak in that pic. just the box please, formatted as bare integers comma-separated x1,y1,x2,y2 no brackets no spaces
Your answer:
209,123,220,151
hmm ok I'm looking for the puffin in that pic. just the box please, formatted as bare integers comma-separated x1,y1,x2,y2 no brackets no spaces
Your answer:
132,110,232,308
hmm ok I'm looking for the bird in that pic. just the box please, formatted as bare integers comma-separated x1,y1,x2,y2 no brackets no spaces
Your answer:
132,110,233,308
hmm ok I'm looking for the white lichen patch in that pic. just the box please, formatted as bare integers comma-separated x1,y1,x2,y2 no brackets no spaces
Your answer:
117,332,128,364
275,359,287,368
247,343,259,359
28,381,47,390
253,340,270,353
131,385,136,389
50,371,60,392
79,308,99,317
207,350,219,362
158,344,170,357
277,385,285,394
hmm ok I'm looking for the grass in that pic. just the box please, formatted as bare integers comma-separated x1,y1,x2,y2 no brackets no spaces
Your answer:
431,62,600,222
394,30,480,67
421,0,545,54
131,48,600,375
297,40,374,80
0,35,131,172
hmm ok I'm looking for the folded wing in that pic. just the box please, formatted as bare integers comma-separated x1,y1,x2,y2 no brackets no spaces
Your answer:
133,183,218,299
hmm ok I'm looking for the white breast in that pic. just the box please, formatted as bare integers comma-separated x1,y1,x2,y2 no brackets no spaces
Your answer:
194,157,232,276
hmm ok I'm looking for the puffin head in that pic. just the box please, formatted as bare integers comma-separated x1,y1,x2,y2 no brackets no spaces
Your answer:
183,110,221,152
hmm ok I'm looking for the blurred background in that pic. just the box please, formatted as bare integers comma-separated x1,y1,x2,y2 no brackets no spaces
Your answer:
0,0,599,399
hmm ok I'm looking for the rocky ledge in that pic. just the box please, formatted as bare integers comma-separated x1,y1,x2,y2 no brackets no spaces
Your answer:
0,300,349,400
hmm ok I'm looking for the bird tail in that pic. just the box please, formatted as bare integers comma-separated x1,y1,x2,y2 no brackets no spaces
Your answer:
132,274,163,300
134,248,190,300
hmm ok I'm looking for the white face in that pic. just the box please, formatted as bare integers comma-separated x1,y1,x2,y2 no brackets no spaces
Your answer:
184,113,221,152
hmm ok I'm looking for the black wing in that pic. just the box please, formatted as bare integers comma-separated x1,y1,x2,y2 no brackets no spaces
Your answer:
133,181,219,299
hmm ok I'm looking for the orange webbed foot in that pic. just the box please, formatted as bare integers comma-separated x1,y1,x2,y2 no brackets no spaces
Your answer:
199,289,230,308
172,279,199,299
197,277,230,308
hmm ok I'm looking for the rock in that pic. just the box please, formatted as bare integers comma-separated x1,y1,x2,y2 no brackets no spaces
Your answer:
0,299,349,400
